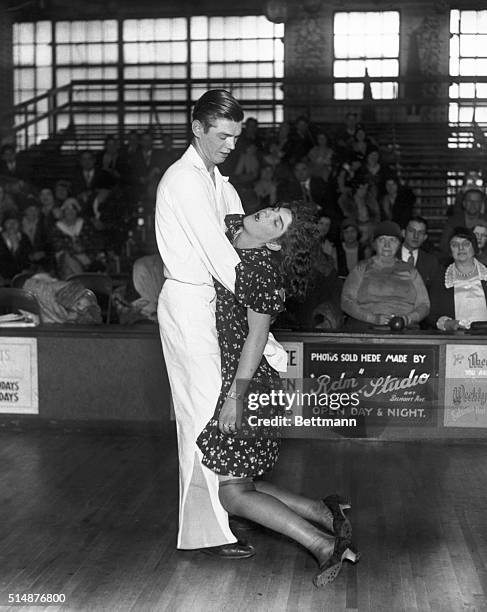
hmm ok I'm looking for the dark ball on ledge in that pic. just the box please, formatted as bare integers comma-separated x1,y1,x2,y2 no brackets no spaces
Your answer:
389,316,405,331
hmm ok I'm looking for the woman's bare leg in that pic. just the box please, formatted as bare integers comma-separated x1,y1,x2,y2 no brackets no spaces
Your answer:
218,477,334,565
253,480,333,531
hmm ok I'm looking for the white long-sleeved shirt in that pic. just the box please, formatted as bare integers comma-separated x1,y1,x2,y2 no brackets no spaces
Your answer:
155,145,244,293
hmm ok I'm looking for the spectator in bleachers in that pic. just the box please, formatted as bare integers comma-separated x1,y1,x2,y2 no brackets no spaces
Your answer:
0,144,31,183
21,200,52,272
335,112,359,153
338,177,380,246
341,220,430,330
236,117,263,154
71,150,104,214
277,120,291,148
0,182,18,220
439,186,487,263
380,176,416,229
336,153,363,195
275,209,343,331
158,134,180,176
277,160,336,219
113,253,164,324
335,218,369,278
91,183,132,253
262,140,290,183
362,148,392,201
122,130,140,166
253,165,277,207
287,116,314,164
39,187,61,233
0,213,32,283
307,131,336,182
233,142,261,186
427,227,487,331
317,212,338,268
98,135,127,187
133,131,163,198
351,125,375,160
473,221,487,266
263,140,283,169
399,216,441,293
450,171,483,216
51,197,104,279
54,179,71,207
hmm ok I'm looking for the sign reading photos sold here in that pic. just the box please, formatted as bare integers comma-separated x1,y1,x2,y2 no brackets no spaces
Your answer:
303,344,438,426
0,338,38,414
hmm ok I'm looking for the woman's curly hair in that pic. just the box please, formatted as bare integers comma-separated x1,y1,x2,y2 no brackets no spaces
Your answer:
277,201,321,301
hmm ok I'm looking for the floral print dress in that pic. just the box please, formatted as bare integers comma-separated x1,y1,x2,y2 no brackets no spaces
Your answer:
197,216,285,478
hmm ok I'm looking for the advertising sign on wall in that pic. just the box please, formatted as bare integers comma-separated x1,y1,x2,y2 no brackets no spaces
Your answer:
0,338,38,414
302,344,438,426
444,344,487,428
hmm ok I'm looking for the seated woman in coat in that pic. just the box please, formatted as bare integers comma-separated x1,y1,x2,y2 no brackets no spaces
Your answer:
426,227,487,331
341,221,430,330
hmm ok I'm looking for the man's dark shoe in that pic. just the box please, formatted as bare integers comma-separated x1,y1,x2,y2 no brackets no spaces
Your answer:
200,539,255,559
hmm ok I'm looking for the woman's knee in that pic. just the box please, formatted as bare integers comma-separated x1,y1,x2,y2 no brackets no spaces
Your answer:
218,478,254,513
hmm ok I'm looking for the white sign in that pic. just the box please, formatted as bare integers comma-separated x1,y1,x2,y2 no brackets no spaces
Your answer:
0,338,38,414
279,341,304,418
444,344,487,428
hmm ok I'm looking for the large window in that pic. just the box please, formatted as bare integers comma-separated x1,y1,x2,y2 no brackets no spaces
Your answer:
13,16,284,144
13,21,52,145
333,11,400,100
190,16,283,124
55,20,119,131
449,9,487,133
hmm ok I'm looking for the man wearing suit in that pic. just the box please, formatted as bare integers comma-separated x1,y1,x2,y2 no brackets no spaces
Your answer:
0,144,31,183
133,131,164,198
400,216,441,292
277,160,341,240
71,150,105,215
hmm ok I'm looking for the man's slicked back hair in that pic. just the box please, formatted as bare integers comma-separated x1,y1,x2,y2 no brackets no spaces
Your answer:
192,89,244,132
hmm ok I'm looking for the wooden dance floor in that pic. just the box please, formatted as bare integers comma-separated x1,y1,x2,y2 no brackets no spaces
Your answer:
0,427,486,611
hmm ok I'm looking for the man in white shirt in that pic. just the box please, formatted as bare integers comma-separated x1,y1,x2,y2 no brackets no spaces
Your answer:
401,216,441,292
155,90,254,558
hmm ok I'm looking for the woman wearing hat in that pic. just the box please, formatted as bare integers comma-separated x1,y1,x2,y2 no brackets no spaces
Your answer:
51,197,104,279
427,227,487,331
341,220,430,330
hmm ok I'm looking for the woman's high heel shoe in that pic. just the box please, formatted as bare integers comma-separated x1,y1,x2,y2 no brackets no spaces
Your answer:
313,539,360,588
322,494,352,540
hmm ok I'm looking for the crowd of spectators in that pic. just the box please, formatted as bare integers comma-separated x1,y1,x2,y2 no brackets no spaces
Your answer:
1,111,487,331
0,130,175,287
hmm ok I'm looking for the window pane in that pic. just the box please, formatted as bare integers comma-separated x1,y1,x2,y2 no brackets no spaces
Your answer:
460,34,483,56
36,21,51,43
36,67,52,89
450,10,460,34
19,44,34,65
36,43,51,66
333,11,399,99
191,42,207,64
191,16,207,40
461,11,479,33
123,20,137,42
